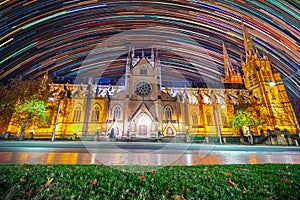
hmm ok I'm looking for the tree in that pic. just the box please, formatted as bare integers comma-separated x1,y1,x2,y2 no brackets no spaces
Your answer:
0,74,52,139
229,110,260,144
15,98,49,139
229,111,258,130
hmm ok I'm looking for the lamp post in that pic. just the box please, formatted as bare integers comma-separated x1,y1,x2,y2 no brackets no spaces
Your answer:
185,124,190,143
51,98,62,142
212,94,222,144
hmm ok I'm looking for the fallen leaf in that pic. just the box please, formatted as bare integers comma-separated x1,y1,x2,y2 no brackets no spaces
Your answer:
171,194,185,200
225,179,238,187
20,176,26,182
281,178,292,184
47,166,54,169
137,175,146,181
88,179,97,186
243,187,249,194
220,171,232,177
44,177,54,187
236,168,250,172
182,188,189,193
151,169,156,174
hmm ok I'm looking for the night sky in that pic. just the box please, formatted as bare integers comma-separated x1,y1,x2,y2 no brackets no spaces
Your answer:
0,1,299,102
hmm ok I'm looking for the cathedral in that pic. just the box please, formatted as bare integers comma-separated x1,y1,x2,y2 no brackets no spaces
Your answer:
7,24,298,140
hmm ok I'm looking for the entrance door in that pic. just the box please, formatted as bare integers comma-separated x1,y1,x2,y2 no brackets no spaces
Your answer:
139,125,147,136
167,127,173,135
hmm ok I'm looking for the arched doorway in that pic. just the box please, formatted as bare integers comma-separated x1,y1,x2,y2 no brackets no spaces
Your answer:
139,125,147,136
113,127,119,138
167,127,173,135
136,114,151,136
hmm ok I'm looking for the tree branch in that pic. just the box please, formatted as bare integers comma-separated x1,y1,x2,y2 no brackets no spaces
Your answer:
15,111,23,127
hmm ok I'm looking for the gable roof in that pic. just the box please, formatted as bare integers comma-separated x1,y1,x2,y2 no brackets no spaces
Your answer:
132,56,154,69
131,102,157,121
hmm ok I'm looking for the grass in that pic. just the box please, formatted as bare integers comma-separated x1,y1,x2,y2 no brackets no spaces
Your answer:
0,164,299,199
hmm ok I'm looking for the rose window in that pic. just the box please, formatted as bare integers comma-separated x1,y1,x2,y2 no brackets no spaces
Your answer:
135,81,152,97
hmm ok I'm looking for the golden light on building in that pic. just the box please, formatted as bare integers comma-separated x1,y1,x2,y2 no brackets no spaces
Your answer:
7,24,298,141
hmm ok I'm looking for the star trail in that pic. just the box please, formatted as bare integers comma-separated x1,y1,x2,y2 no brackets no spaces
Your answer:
0,0,299,99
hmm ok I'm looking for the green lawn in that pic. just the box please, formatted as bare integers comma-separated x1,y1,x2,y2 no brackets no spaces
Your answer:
0,164,299,199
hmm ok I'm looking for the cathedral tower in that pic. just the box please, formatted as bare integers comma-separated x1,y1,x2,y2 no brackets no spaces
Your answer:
241,22,298,133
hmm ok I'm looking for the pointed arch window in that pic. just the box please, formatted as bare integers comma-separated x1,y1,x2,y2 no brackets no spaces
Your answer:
164,106,172,120
192,112,198,126
206,111,212,125
247,68,258,87
221,112,228,127
261,69,272,82
140,65,147,76
91,105,101,122
73,104,82,122
113,106,121,120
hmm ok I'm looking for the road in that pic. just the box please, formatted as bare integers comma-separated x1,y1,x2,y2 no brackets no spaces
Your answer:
0,141,299,165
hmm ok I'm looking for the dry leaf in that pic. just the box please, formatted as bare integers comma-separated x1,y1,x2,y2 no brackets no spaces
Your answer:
224,172,232,177
47,166,54,169
182,188,189,193
20,176,26,182
88,179,97,186
281,178,292,184
137,175,146,181
243,187,249,194
220,171,232,177
236,168,250,172
151,169,156,174
264,198,273,200
225,179,238,187
171,194,185,200
44,177,54,187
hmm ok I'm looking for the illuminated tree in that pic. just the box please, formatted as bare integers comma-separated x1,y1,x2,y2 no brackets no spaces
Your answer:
15,98,49,139
0,75,52,139
229,110,260,143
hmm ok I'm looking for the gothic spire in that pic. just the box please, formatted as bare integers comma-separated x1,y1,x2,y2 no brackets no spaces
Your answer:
222,42,234,77
131,46,135,58
240,55,245,66
241,21,255,62
151,46,154,59
222,42,243,84
127,46,132,69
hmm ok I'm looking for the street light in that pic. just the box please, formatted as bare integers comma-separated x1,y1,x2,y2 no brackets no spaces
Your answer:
269,81,276,86
51,97,62,142
185,125,190,143
50,87,70,142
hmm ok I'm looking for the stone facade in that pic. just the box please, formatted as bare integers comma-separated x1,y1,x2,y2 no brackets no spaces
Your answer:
7,25,298,139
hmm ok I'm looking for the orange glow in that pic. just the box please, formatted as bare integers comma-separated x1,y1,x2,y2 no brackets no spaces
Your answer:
249,154,257,164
